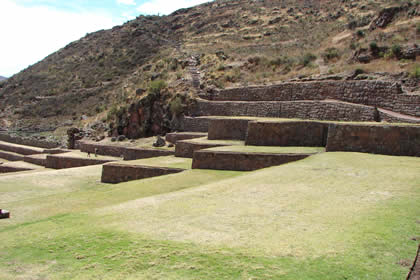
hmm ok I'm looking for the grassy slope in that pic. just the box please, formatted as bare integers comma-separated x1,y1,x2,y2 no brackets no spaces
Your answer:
0,152,419,279
203,145,325,154
115,156,192,169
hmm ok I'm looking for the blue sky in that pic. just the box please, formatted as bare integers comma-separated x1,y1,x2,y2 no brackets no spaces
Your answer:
0,0,211,77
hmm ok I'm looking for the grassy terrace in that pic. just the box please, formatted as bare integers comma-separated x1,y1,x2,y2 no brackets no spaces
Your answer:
181,137,244,146
53,151,121,161
83,136,175,151
112,156,192,170
195,115,420,126
0,152,419,279
203,146,326,154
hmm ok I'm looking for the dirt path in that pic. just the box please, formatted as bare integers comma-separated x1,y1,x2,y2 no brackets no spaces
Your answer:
407,245,420,280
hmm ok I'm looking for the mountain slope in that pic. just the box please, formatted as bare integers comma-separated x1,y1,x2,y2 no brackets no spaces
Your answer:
0,0,419,133
0,76,6,81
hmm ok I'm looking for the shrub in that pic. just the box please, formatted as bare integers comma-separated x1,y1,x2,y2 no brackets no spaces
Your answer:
391,44,402,58
369,42,378,52
301,52,317,67
322,48,340,62
410,64,420,78
169,96,184,116
417,23,420,33
148,79,167,95
356,30,365,38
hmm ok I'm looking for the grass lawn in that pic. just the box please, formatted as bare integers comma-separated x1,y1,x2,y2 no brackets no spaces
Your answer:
114,156,192,170
0,152,419,279
203,145,326,154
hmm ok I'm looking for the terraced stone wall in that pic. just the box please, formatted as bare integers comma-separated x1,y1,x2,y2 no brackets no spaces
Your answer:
207,118,251,140
192,151,310,171
246,121,329,147
79,141,126,157
0,133,60,149
0,165,33,173
123,148,174,160
326,124,420,156
201,80,420,117
181,116,210,132
0,142,43,155
193,100,378,122
101,163,184,184
45,155,115,169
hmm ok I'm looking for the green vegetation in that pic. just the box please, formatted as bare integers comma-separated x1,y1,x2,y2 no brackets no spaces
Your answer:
301,52,317,67
0,152,418,279
322,48,340,62
115,156,192,169
204,146,325,154
410,64,420,78
148,79,167,95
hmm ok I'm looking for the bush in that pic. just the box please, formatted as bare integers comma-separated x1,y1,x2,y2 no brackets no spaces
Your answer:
301,52,317,67
356,30,365,38
148,79,167,95
169,96,184,116
391,44,402,58
410,64,420,78
369,42,378,52
322,48,340,62
417,24,420,33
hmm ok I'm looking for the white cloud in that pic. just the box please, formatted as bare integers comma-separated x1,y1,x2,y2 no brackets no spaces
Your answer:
117,0,136,6
137,0,211,15
0,0,118,77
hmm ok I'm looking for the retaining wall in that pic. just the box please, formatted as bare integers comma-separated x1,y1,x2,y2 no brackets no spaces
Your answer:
0,133,60,149
0,165,33,173
208,118,251,140
201,80,420,117
79,141,126,157
175,140,230,158
0,141,44,155
192,150,311,171
246,121,329,147
45,155,116,169
24,155,47,167
192,100,378,122
101,163,185,184
165,132,208,144
181,116,211,132
123,148,174,160
326,124,420,156
0,150,24,161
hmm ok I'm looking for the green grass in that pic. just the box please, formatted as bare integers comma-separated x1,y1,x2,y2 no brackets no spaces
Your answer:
182,137,244,145
0,152,419,279
113,156,192,169
203,146,326,154
193,116,420,126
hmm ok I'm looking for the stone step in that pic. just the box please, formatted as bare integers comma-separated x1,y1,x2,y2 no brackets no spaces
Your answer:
192,146,324,171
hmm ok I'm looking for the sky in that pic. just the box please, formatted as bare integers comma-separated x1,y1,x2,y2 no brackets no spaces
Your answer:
0,0,211,77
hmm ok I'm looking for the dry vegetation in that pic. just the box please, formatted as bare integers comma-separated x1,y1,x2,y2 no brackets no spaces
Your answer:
0,0,419,135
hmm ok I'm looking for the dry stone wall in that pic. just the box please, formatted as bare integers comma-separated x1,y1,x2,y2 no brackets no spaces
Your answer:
0,150,24,161
101,163,185,184
0,133,60,149
45,155,115,169
180,116,211,132
192,150,311,171
123,148,174,160
208,118,251,140
192,100,378,122
201,80,419,117
0,141,44,155
246,121,329,147
326,123,420,157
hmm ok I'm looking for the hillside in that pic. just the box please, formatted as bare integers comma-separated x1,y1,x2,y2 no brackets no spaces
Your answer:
0,76,6,81
0,0,419,136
